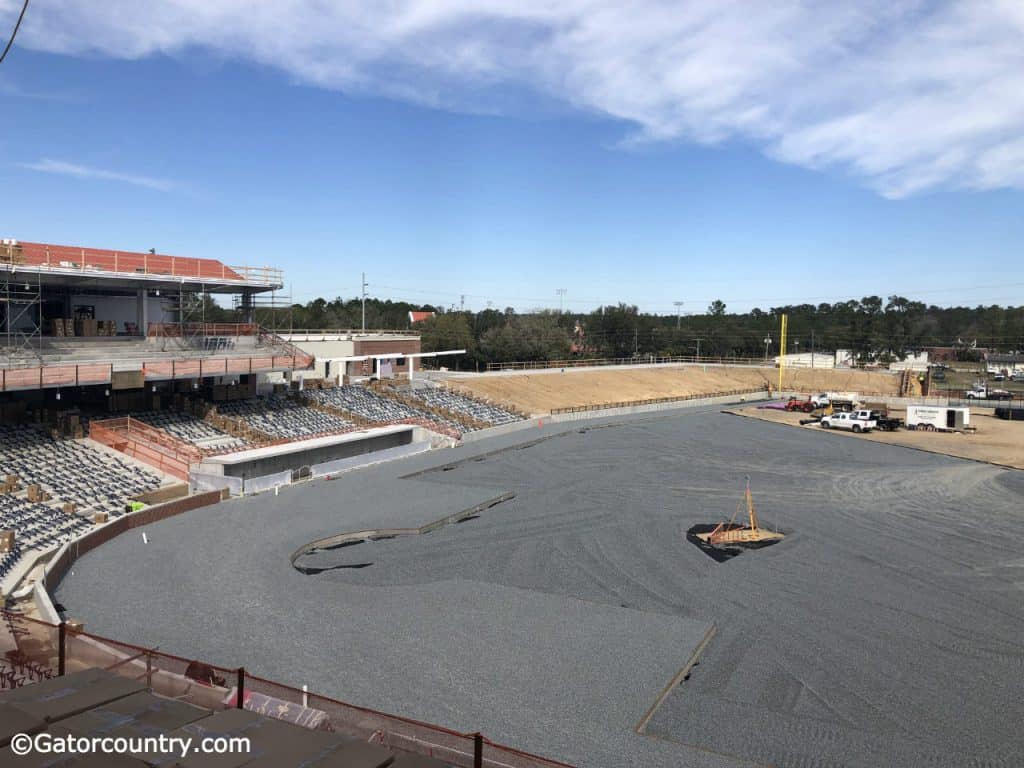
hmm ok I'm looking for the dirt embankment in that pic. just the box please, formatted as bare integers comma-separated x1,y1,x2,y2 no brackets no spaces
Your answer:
450,365,904,415
732,406,1024,469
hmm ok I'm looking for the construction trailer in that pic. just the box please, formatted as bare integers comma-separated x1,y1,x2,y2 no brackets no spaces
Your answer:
906,405,970,432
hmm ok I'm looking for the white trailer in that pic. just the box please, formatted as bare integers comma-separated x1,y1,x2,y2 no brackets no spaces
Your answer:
906,405,970,432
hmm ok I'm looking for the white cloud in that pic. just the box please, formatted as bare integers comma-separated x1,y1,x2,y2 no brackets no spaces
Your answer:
19,158,175,191
5,0,1024,196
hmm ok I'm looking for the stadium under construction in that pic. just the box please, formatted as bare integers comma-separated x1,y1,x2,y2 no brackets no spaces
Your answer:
2,240,1023,768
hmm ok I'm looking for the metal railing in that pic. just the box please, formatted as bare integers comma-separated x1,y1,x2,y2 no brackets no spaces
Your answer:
549,386,768,414
227,265,285,286
1,606,574,768
89,417,203,481
7,242,282,286
147,322,260,337
278,329,421,339
486,355,776,371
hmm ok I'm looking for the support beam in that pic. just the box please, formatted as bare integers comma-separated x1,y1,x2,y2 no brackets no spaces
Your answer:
136,289,148,336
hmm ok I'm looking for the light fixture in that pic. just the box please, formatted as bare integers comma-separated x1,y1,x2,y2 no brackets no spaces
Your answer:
152,385,157,392
55,391,61,401
104,389,109,396
154,289,160,296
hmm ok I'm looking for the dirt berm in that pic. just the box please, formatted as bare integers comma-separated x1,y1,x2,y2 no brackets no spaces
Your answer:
451,365,906,415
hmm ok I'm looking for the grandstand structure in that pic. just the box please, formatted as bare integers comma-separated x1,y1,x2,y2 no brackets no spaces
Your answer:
0,239,311,390
0,239,527,598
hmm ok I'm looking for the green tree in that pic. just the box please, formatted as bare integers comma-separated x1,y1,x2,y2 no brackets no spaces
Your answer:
419,313,475,367
480,314,571,363
707,299,727,316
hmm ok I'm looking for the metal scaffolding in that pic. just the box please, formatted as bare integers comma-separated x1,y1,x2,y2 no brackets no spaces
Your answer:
0,264,43,363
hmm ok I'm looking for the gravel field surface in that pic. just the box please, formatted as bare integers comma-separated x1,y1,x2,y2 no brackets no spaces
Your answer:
56,407,1024,767
732,405,1024,468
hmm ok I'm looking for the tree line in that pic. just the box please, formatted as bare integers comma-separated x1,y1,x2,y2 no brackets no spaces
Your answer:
206,294,1024,369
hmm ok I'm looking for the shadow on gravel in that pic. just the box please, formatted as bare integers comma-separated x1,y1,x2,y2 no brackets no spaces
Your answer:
294,561,374,575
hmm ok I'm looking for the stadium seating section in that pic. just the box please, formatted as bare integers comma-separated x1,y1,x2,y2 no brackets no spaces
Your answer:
410,386,521,427
130,410,249,451
0,384,525,586
0,424,164,582
0,496,91,580
308,385,464,433
216,396,355,440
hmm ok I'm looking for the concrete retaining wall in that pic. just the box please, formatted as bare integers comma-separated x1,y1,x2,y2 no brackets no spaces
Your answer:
461,390,770,442
310,441,431,478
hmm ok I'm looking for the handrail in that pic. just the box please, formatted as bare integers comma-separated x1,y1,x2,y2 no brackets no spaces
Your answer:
147,323,260,337
278,329,421,338
548,386,768,414
486,356,775,371
258,327,315,369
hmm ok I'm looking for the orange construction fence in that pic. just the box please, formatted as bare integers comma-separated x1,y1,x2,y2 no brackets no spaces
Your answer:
90,417,202,481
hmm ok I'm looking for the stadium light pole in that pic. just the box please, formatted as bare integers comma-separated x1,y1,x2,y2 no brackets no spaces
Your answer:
361,272,368,333
674,301,684,329
556,288,567,313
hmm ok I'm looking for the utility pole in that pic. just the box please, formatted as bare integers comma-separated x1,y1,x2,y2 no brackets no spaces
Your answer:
361,272,368,332
811,329,815,369
764,334,772,362
460,294,465,312
633,327,638,356
673,301,684,329
556,288,567,313
694,338,701,360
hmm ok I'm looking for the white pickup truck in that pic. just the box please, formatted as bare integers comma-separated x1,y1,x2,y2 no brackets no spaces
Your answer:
819,411,876,433
966,385,1012,400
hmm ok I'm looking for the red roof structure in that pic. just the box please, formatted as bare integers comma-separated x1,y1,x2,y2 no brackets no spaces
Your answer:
408,311,436,324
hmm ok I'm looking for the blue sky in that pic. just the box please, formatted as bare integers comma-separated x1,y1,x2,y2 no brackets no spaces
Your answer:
2,2,1023,314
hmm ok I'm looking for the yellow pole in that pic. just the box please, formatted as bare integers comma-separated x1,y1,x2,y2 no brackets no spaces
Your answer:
778,313,788,392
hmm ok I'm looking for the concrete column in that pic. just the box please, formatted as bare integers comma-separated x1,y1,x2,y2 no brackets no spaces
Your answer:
136,289,148,336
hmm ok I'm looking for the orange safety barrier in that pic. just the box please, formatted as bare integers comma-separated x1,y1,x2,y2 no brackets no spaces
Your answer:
1,364,116,391
225,358,252,375
142,361,174,378
0,351,312,390
200,359,228,377
171,360,201,378
90,417,201,481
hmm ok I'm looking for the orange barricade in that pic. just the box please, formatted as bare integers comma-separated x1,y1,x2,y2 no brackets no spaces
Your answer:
200,359,228,377
90,417,201,481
